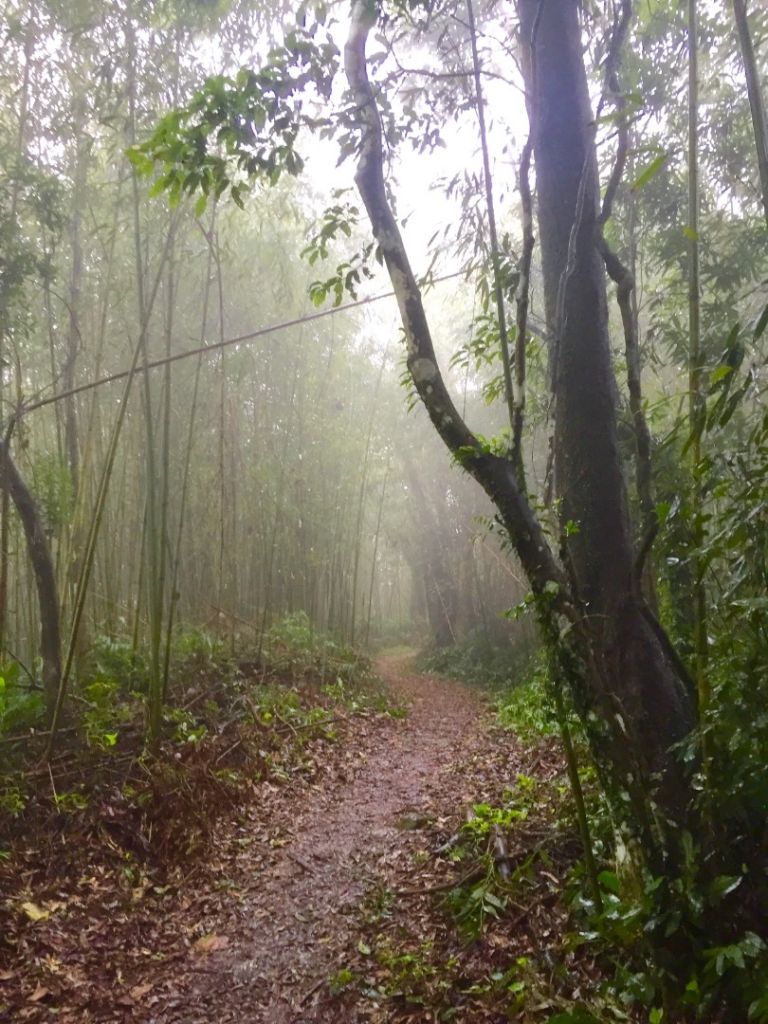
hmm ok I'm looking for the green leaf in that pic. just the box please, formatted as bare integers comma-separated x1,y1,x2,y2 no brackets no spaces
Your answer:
598,870,621,895
125,145,154,177
148,175,170,199
707,874,742,904
753,302,768,341
231,184,246,210
709,365,733,386
631,152,669,191
194,193,208,217
483,891,506,911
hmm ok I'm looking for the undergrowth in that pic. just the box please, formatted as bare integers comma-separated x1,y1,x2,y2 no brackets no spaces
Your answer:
493,659,768,1021
418,628,537,691
327,643,768,1022
0,613,400,870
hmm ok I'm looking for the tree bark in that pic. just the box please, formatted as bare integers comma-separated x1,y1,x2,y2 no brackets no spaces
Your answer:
518,0,695,810
0,444,61,721
344,0,697,825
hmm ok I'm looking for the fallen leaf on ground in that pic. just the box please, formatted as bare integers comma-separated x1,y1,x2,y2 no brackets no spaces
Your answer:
21,901,49,922
130,982,154,999
194,933,229,954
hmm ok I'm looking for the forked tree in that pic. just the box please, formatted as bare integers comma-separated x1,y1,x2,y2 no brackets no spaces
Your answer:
344,0,696,841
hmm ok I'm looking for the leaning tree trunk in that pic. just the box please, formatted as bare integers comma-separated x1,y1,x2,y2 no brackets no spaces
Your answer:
344,0,696,829
517,0,695,813
0,443,61,721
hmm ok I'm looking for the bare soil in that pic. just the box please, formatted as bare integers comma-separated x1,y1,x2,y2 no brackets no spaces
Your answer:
154,653,486,1023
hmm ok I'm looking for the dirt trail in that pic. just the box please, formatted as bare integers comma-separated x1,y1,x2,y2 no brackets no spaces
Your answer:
155,653,484,1024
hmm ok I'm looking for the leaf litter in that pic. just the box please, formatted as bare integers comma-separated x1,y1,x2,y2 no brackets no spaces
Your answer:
0,653,594,1023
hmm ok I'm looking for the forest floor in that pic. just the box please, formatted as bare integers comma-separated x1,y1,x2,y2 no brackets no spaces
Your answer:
1,652,575,1024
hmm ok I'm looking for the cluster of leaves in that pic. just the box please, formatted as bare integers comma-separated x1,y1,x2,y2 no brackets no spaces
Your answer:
127,21,339,214
261,610,376,689
560,821,768,1021
495,653,559,740
0,662,43,737
0,159,63,310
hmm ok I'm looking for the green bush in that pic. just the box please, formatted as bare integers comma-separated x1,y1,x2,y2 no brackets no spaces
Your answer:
82,634,148,693
495,652,558,740
0,662,43,734
263,612,371,687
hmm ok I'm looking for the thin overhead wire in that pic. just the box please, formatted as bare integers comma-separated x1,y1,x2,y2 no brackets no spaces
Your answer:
17,270,468,421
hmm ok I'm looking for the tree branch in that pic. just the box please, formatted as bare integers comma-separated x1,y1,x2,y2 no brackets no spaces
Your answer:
344,0,568,606
594,0,656,574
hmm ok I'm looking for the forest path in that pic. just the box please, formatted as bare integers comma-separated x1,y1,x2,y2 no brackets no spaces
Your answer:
152,651,487,1024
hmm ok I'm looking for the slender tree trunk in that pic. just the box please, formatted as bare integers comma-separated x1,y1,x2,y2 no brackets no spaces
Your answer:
688,0,709,730
349,356,385,644
365,460,389,647
733,0,768,227
64,90,89,500
0,443,60,721
0,11,34,654
403,459,457,648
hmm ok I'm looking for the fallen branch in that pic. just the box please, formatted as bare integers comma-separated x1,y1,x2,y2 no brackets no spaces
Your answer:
394,862,486,897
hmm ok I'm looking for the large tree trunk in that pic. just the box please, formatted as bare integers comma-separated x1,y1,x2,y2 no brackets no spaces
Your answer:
518,0,695,811
345,0,695,826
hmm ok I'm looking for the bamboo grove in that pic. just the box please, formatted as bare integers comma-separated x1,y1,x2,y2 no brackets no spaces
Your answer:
0,0,526,747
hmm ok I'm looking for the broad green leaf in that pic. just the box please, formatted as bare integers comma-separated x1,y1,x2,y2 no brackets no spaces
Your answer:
598,869,620,895
709,365,733,386
125,146,154,177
